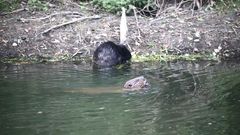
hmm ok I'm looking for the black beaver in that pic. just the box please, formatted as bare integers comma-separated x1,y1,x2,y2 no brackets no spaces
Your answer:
93,41,131,68
93,7,131,68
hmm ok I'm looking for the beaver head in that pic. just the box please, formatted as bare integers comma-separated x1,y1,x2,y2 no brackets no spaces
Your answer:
123,76,150,91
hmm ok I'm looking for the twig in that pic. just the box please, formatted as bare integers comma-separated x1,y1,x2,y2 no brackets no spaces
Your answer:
177,0,192,9
155,0,166,16
231,26,238,35
156,6,177,16
0,8,27,16
20,11,84,22
132,6,141,37
139,1,156,17
40,15,101,36
129,5,142,44
72,49,81,58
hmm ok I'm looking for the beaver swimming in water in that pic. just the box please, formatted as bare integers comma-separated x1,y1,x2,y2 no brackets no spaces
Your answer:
123,76,150,91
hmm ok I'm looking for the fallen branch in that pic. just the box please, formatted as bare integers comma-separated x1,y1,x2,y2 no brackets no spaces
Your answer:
20,11,84,22
0,8,27,16
40,15,101,36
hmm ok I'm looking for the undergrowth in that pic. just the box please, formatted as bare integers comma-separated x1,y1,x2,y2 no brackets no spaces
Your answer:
1,0,239,14
0,0,20,12
27,0,48,11
132,53,218,62
215,0,240,11
91,0,240,15
92,0,147,13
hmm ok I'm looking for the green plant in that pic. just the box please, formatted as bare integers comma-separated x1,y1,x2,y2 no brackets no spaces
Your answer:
28,0,48,11
0,0,21,12
215,0,240,10
131,53,217,62
92,0,148,13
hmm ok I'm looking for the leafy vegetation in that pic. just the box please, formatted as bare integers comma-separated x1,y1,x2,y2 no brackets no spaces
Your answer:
0,0,21,12
1,0,240,13
215,0,240,11
92,0,148,13
28,0,48,11
132,53,218,62
91,0,240,15
0,0,48,12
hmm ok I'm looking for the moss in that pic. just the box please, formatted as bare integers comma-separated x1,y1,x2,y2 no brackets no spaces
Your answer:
132,53,218,62
0,54,92,64
0,52,218,64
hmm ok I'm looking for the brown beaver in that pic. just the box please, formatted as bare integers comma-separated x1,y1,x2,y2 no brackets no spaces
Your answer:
123,76,150,91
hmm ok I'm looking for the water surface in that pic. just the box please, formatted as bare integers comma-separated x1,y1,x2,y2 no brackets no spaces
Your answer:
0,61,240,135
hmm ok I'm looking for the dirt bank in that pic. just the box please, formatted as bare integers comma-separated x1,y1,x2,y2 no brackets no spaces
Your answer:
0,3,239,63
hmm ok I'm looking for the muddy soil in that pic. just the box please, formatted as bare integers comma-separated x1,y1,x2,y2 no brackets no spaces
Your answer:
0,2,240,63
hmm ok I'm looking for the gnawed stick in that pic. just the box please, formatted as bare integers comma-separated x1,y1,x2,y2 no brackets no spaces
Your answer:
41,15,101,36
120,7,128,45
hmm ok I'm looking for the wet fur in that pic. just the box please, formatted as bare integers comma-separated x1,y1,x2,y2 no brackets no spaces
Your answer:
123,76,150,91
93,41,131,68
93,7,131,68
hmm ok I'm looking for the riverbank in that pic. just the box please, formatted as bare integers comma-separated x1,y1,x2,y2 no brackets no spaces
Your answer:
0,2,239,64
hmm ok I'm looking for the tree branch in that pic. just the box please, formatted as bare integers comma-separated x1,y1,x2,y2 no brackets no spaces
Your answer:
40,15,101,36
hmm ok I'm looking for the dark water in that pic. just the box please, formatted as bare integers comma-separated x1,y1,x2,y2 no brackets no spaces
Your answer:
0,61,240,135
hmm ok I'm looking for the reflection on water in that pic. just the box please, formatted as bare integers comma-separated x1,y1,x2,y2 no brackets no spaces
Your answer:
0,61,240,135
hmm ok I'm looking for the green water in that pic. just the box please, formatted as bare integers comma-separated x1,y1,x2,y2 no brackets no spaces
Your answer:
0,62,240,135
